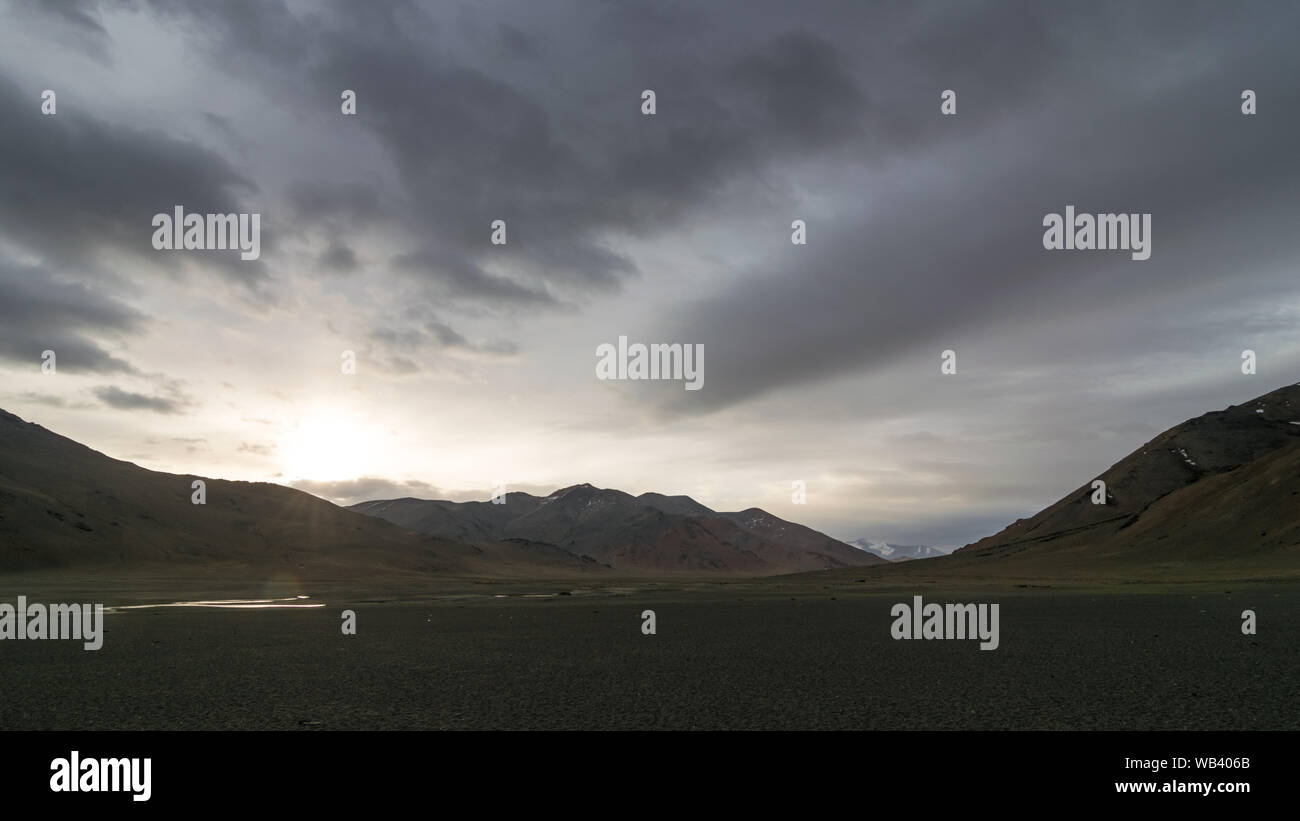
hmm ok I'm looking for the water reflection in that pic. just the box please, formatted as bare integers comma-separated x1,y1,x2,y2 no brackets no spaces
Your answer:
109,595,324,612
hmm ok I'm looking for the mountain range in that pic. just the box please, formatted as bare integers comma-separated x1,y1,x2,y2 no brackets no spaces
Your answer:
4,382,1300,584
0,407,879,577
0,408,614,578
350,485,884,574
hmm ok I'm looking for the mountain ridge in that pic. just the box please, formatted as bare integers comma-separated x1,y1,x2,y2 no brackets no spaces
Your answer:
780,383,1300,584
952,382,1300,570
0,408,881,578
351,485,885,574
0,408,601,578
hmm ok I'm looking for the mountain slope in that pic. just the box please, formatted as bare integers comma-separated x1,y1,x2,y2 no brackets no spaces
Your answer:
0,409,600,578
950,383,1300,576
352,484,885,574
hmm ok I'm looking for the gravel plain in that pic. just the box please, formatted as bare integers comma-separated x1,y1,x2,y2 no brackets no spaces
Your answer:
2,585,1295,730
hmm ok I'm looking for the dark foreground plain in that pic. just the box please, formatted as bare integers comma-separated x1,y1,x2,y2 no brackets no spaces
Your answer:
2,576,1296,730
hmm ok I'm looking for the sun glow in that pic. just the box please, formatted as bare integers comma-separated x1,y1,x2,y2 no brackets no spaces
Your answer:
280,410,374,481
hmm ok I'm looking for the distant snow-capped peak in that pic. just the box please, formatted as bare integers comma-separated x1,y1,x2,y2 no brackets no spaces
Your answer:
844,539,947,562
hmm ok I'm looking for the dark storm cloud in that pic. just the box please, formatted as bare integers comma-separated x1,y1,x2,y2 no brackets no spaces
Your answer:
31,1,108,36
0,73,266,285
10,392,95,410
308,42,642,299
106,1,887,307
13,393,68,408
288,181,378,275
391,247,555,307
650,2,1300,415
94,385,183,413
496,23,541,61
370,316,519,363
727,31,866,149
13,1,1296,409
287,181,383,228
110,0,1299,421
319,242,358,273
0,259,142,374
6,0,113,63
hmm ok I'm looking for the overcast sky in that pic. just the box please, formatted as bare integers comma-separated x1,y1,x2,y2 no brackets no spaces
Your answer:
2,0,1298,548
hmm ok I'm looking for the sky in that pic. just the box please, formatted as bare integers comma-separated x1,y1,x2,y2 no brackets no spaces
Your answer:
1,0,1298,548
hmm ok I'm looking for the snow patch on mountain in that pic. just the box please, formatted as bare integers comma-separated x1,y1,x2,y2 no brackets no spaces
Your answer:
844,539,948,562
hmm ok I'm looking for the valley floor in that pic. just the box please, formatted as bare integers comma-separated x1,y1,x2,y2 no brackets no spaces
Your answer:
1,575,1296,730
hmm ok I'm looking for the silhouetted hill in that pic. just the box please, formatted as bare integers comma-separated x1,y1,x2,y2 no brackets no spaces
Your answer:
0,409,603,578
353,484,884,574
948,383,1300,576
